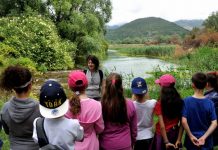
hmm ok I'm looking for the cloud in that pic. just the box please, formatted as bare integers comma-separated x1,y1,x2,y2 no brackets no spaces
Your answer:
108,0,218,25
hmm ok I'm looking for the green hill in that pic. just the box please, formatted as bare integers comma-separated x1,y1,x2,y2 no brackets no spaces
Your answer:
174,19,204,30
105,17,189,42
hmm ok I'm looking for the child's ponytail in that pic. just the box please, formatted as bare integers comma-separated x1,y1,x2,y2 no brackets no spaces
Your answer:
69,92,81,117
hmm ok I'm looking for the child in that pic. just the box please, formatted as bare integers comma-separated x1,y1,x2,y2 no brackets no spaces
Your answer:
204,71,218,146
65,70,104,150
182,72,217,150
0,65,41,150
32,79,84,149
99,73,137,150
152,74,184,150
131,77,157,150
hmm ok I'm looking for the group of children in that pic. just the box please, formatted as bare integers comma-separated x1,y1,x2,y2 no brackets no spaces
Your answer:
132,72,218,150
0,65,217,150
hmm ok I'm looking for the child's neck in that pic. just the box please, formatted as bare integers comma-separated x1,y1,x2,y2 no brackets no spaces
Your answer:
137,98,147,103
193,89,205,99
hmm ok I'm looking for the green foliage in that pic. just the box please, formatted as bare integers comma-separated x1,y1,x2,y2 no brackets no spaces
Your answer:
106,17,189,43
179,47,218,71
5,57,37,73
0,16,75,70
0,43,20,58
0,0,48,17
114,45,176,57
0,0,112,66
204,11,218,31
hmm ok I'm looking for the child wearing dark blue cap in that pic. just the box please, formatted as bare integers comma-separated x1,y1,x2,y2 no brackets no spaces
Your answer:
32,79,84,150
131,77,157,150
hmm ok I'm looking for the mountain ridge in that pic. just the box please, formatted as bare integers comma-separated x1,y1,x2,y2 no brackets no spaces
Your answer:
105,17,190,42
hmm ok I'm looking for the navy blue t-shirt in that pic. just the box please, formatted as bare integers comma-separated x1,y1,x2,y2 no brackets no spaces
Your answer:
182,96,217,149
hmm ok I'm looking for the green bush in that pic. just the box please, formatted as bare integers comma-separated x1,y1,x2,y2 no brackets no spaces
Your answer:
179,47,218,72
0,16,76,70
5,57,37,73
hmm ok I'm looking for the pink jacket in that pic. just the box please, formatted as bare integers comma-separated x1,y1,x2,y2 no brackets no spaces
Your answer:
99,99,137,150
65,98,104,150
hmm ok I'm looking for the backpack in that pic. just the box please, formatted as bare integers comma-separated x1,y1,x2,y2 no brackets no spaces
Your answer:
36,118,62,150
83,69,103,85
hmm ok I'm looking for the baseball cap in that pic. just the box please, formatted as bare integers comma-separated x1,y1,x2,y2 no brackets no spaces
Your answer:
131,77,148,94
68,70,88,91
155,74,176,87
39,79,68,118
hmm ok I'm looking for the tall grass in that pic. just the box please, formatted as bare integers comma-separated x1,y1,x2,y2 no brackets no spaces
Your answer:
178,46,218,72
110,44,176,57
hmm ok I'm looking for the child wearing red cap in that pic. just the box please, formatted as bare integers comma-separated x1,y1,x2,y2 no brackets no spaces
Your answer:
151,74,184,150
65,70,104,150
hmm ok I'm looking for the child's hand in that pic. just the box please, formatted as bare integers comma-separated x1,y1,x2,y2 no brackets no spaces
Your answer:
175,140,182,149
165,142,175,149
198,136,205,146
190,135,199,146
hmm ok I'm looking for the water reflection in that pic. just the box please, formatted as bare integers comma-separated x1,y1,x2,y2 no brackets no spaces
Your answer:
102,49,176,81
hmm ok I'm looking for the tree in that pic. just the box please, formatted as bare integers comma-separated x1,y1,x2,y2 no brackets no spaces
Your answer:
0,0,112,65
204,11,218,31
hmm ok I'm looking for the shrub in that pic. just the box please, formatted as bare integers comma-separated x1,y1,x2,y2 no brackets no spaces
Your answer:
0,16,76,70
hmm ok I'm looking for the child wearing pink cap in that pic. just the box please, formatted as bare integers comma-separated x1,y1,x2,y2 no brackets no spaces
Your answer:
151,74,184,150
65,70,104,150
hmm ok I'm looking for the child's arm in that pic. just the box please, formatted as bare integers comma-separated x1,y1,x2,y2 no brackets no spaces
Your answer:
175,121,184,148
158,115,175,149
198,119,217,146
94,115,104,134
182,117,199,146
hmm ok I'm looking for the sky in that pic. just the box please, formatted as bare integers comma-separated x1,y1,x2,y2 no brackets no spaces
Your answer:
107,0,218,26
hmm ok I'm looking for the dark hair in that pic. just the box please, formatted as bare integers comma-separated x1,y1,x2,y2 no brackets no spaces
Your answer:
160,83,183,119
101,73,128,124
0,65,32,94
192,72,207,90
206,72,218,92
134,94,146,102
87,55,99,70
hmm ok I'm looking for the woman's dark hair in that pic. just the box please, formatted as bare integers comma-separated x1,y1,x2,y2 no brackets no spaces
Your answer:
206,72,218,92
191,72,207,90
160,83,183,119
0,65,32,94
87,55,99,70
101,73,128,124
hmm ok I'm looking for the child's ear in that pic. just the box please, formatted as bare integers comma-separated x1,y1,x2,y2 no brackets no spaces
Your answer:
191,83,195,88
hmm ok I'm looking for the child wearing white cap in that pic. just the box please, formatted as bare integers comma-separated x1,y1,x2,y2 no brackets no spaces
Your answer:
32,79,84,150
131,77,157,150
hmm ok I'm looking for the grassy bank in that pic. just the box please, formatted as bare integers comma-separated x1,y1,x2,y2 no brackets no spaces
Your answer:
109,44,176,58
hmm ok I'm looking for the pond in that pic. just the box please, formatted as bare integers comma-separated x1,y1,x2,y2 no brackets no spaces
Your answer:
102,49,176,79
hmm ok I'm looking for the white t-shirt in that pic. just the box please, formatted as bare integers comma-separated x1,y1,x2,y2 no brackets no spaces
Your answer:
133,99,157,140
32,117,84,150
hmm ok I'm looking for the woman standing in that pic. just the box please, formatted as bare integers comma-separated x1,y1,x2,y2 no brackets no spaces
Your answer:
84,55,104,101
0,65,41,150
99,73,137,150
